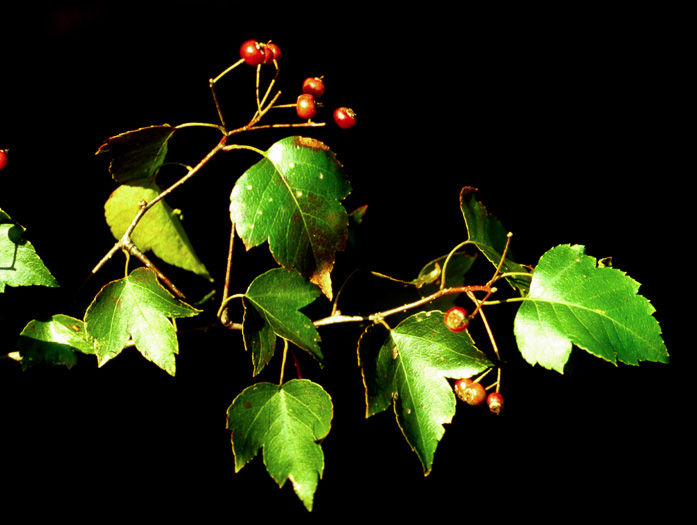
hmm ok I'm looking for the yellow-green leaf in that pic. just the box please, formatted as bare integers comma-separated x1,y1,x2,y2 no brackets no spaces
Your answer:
105,179,212,280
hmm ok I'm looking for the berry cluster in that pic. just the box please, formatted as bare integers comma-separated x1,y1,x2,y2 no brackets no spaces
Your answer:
239,39,281,66
0,150,7,171
295,75,356,129
447,309,503,415
453,378,504,415
453,378,504,414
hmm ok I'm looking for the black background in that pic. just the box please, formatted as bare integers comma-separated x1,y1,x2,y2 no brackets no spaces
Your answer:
1,2,689,520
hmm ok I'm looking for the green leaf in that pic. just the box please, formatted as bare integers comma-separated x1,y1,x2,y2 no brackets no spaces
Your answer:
84,267,200,375
227,379,333,512
17,315,95,370
242,268,322,375
514,244,669,373
105,179,212,280
230,136,352,300
0,210,58,292
358,311,493,474
95,125,176,183
459,186,531,291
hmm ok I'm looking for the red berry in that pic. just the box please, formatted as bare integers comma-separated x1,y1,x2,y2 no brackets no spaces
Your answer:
296,94,317,119
487,392,504,415
333,107,356,129
444,306,469,333
265,42,281,63
453,378,473,402
240,39,265,66
462,382,487,406
302,77,325,98
0,150,7,171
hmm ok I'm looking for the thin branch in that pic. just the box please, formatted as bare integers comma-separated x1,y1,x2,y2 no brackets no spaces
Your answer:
220,222,236,327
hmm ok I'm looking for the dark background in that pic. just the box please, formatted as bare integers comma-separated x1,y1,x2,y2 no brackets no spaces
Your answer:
1,2,688,520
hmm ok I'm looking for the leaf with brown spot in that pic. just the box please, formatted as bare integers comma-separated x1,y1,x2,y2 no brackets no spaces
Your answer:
230,136,351,300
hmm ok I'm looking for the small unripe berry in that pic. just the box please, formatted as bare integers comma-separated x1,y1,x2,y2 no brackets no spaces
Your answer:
444,306,469,333
487,392,504,415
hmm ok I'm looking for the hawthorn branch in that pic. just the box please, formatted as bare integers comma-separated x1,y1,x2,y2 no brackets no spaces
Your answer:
315,284,493,327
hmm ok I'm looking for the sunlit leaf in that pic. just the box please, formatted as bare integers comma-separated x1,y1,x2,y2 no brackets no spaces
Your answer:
84,267,200,375
242,268,322,375
514,244,669,373
105,179,212,280
230,136,351,300
95,125,176,183
358,311,493,474
227,379,333,511
0,210,58,292
18,315,94,370
459,186,531,291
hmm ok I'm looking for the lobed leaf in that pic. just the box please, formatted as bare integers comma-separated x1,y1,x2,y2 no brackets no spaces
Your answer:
230,136,351,300
0,210,58,292
105,179,212,280
242,268,322,375
358,311,493,474
17,315,95,370
95,125,176,183
514,244,669,373
459,186,531,291
84,267,200,375
227,379,333,511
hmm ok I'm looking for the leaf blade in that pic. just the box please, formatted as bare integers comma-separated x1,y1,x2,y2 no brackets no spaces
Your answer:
242,268,322,375
105,179,212,280
358,311,493,474
17,315,95,370
227,379,332,511
514,244,669,373
459,186,531,291
230,136,351,299
0,211,58,292
84,267,200,375
95,125,176,183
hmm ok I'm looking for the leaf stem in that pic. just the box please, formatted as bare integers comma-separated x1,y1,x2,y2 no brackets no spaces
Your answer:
488,232,513,287
440,241,472,292
279,339,289,385
174,122,226,133
220,222,236,327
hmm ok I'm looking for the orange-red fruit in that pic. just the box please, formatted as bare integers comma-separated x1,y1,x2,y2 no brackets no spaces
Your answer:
333,107,356,129
0,150,7,171
296,94,317,119
444,306,469,333
462,382,487,406
487,392,504,415
265,42,281,63
240,39,265,66
453,378,473,402
302,77,325,98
